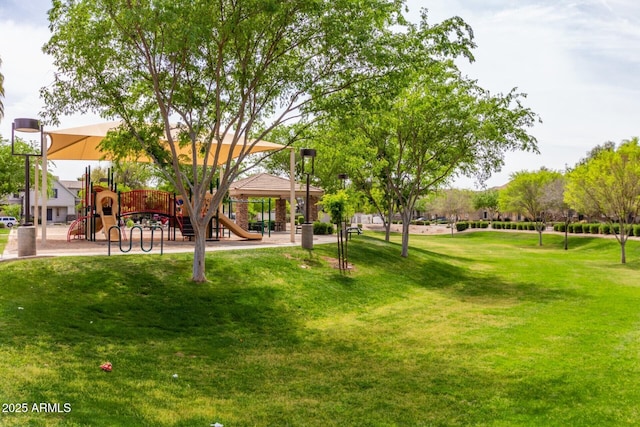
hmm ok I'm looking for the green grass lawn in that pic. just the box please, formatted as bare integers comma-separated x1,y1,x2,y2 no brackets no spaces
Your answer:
0,228,9,254
1,231,640,426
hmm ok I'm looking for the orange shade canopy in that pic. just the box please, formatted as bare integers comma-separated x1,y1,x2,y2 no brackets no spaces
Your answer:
45,121,283,164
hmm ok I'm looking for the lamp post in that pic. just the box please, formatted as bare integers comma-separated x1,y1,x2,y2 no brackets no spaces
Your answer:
300,148,316,250
12,118,43,257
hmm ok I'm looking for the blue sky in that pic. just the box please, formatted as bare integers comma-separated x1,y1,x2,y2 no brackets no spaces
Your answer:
1,0,639,187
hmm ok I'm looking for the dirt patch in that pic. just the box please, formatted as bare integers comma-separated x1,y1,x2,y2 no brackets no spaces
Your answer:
322,256,356,272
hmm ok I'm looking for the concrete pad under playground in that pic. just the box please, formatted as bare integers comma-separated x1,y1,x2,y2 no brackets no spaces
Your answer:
1,224,336,261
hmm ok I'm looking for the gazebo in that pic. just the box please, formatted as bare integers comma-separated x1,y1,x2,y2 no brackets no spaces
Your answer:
229,173,324,231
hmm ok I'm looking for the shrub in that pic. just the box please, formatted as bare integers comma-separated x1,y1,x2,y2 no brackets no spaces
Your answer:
600,224,611,235
573,223,583,233
555,223,565,232
517,223,524,230
455,221,469,232
634,225,640,237
589,224,600,234
0,223,5,229
313,222,333,235
527,223,536,231
491,222,502,229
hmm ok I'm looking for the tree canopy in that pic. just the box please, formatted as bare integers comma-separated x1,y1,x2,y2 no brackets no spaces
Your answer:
0,137,41,199
315,58,539,256
499,169,564,246
565,138,640,263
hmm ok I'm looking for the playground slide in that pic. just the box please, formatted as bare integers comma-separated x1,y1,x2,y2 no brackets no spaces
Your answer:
100,213,121,241
217,212,263,240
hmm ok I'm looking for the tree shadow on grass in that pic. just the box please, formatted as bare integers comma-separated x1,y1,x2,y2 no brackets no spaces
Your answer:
1,255,304,351
0,246,591,426
0,256,309,424
347,236,582,306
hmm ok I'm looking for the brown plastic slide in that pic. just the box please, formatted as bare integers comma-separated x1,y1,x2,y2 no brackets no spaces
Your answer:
101,213,121,241
217,212,263,240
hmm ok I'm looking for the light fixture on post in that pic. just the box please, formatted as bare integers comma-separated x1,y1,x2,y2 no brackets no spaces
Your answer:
300,148,316,250
338,173,348,189
12,118,43,257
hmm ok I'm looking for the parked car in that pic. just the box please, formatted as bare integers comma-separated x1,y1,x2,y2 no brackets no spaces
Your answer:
0,216,17,228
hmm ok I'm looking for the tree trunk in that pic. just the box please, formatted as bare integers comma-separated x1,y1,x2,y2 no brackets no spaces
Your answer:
537,222,544,246
401,211,411,258
620,221,627,264
385,201,394,242
614,220,628,264
192,222,208,282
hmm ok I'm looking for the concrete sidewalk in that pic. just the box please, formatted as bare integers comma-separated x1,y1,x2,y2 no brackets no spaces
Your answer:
1,224,336,261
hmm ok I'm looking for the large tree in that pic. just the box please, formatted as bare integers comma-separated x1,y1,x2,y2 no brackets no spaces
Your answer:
42,0,406,282
498,169,564,246
386,71,538,256
0,137,42,199
565,138,640,263
310,11,538,257
304,12,478,244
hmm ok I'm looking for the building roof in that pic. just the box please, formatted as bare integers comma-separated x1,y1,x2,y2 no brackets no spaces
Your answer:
229,173,324,199
60,180,84,190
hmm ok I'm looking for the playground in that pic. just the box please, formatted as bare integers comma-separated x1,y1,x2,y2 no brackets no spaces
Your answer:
2,169,332,259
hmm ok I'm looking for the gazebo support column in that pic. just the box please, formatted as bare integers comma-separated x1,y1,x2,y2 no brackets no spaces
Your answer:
235,198,249,231
276,199,287,231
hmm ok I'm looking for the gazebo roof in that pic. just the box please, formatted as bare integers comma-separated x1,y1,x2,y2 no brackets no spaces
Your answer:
229,173,324,199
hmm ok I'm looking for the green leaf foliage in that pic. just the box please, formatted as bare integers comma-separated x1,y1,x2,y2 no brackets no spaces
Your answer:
565,137,640,263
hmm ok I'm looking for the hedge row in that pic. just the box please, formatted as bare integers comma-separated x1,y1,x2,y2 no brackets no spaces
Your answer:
455,221,491,231
491,221,538,231
553,223,640,236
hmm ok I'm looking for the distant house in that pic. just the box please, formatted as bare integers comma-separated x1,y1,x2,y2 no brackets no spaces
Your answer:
2,178,81,224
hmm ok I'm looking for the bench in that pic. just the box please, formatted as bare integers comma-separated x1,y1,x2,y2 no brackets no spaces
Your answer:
346,226,362,239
